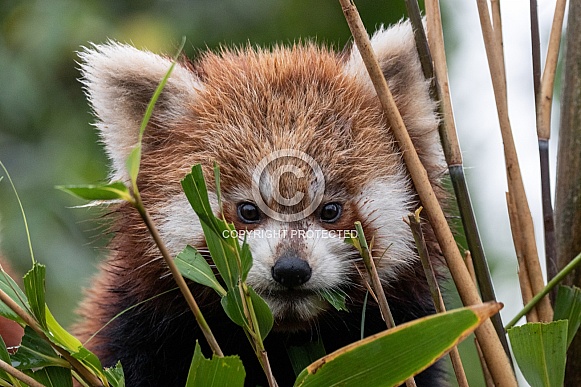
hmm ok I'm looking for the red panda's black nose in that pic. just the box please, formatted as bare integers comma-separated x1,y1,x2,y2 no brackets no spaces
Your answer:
272,254,312,288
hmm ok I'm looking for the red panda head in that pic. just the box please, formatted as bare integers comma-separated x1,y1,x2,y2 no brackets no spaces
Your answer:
80,21,443,329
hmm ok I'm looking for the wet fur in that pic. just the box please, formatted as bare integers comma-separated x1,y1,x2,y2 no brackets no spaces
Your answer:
75,21,448,386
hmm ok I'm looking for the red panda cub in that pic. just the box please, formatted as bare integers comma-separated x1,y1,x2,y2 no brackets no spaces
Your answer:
76,21,447,386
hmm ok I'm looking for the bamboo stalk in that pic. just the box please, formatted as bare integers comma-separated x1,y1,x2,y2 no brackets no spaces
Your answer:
258,350,278,387
530,0,542,104
0,358,46,387
406,211,469,387
403,0,434,83
538,138,557,293
424,0,512,361
354,221,417,387
338,1,516,385
491,0,506,89
135,197,224,357
506,192,539,322
354,222,395,328
536,0,566,296
556,2,581,383
465,253,491,386
239,280,278,387
0,289,104,387
465,251,477,285
538,0,567,141
423,0,461,165
506,250,581,330
465,255,495,387
475,339,495,387
530,0,557,299
475,0,553,322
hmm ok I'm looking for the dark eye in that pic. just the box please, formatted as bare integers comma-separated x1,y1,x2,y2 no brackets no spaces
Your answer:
237,202,261,223
320,203,342,223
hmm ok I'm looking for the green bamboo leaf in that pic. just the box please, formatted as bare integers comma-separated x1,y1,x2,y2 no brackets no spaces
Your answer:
182,164,273,340
553,285,581,348
344,232,361,253
57,182,132,202
295,303,501,387
24,367,72,387
44,307,107,384
181,165,220,230
126,146,142,189
0,269,28,325
11,327,68,370
128,37,185,187
248,286,273,339
0,336,24,386
320,289,347,312
181,165,239,290
213,162,223,214
104,362,125,387
221,290,246,328
44,306,83,352
202,222,239,291
239,238,252,283
186,342,245,387
0,161,36,264
23,263,46,329
287,337,326,377
508,321,568,387
175,245,226,297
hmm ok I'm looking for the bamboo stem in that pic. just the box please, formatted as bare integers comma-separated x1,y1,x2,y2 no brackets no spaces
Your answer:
239,280,278,387
475,339,495,387
134,196,224,357
465,251,477,285
506,191,539,322
530,0,556,299
556,1,581,383
506,250,581,330
0,358,46,387
536,0,566,297
403,0,434,83
424,0,511,359
539,139,557,295
406,210,469,387
339,1,516,385
530,0,542,105
353,222,416,387
424,0,461,165
354,222,395,328
466,255,496,387
258,350,277,387
0,289,104,387
475,0,553,322
538,0,567,141
491,0,506,89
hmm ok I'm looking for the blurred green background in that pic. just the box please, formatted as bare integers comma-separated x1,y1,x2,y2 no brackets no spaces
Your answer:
0,0,498,385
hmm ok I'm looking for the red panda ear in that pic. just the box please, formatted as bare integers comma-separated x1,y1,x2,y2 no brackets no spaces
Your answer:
343,20,443,180
79,41,202,183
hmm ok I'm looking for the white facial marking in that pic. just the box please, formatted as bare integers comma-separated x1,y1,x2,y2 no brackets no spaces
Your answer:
154,192,219,257
356,174,418,279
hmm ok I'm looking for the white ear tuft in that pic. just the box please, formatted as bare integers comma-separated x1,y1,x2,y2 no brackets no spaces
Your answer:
343,21,443,180
343,21,418,84
78,41,202,182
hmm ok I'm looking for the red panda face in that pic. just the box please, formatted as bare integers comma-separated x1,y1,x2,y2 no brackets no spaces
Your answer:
79,21,442,330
